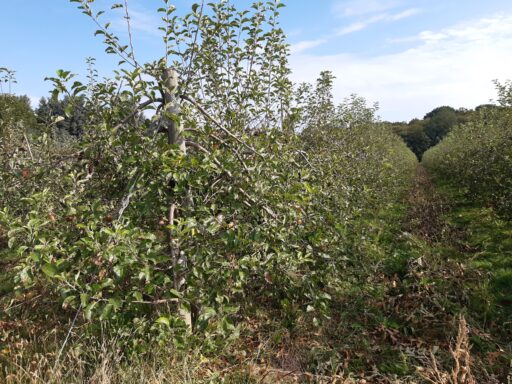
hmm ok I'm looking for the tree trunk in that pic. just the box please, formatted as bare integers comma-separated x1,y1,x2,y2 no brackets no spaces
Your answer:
162,68,193,329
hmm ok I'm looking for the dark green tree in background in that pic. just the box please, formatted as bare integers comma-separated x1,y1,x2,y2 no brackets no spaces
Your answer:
423,106,458,145
36,96,89,137
388,106,472,160
390,119,430,160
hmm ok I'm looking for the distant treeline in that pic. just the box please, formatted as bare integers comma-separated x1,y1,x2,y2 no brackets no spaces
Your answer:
0,93,142,142
384,104,501,160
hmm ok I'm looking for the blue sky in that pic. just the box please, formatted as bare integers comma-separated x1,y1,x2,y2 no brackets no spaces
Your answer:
2,0,512,121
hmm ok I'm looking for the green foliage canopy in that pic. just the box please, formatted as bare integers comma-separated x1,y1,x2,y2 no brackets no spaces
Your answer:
0,1,417,350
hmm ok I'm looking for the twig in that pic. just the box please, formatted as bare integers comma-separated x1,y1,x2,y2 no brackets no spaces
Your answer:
54,304,82,370
180,94,263,158
23,132,34,162
133,298,179,305
12,361,46,384
185,140,210,156
94,297,179,305
6,294,43,311
77,0,138,69
168,203,178,290
298,150,313,168
238,187,277,219
123,0,140,69
116,172,141,220
113,98,160,131
111,98,166,221
184,0,205,88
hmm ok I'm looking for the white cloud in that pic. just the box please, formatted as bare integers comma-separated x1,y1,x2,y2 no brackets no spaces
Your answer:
125,9,160,35
335,9,420,36
335,14,385,35
388,8,422,21
111,6,161,37
292,8,421,53
290,39,328,54
289,14,512,121
333,0,399,17
391,14,512,45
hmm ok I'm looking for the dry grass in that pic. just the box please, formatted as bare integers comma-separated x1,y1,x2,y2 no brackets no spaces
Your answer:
1,343,368,384
1,321,484,384
2,345,196,384
418,316,476,384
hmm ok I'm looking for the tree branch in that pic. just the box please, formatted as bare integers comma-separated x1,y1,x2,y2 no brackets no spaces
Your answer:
180,94,263,158
113,98,160,131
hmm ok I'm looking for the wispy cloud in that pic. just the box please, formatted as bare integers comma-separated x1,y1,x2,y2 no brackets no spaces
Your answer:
389,8,422,21
336,14,384,35
111,5,160,37
336,20,374,35
390,14,512,45
333,0,400,17
290,14,512,121
290,39,328,54
125,9,160,35
291,7,421,53
335,8,421,36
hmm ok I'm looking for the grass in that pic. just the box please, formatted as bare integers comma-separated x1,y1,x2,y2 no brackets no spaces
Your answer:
434,179,512,325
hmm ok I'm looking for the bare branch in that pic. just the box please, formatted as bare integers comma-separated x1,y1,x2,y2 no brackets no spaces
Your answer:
23,133,35,162
123,0,140,68
180,94,263,159
184,0,205,88
113,98,160,131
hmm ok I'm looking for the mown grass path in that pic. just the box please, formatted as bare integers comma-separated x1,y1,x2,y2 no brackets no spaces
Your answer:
386,164,512,382
404,165,447,242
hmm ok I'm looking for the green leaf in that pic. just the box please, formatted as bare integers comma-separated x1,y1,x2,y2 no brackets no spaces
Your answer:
221,317,235,333
168,289,182,299
84,302,97,320
223,305,240,315
64,103,73,118
109,298,123,310
133,291,143,302
62,295,76,309
42,263,58,277
100,303,113,320
80,293,90,307
156,316,170,327
113,265,124,278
